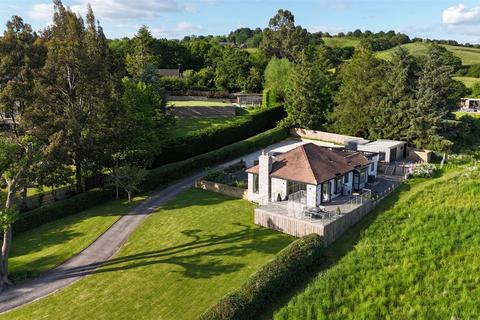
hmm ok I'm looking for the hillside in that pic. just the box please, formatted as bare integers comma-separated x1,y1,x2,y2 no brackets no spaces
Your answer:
376,42,480,65
273,162,480,319
321,37,361,48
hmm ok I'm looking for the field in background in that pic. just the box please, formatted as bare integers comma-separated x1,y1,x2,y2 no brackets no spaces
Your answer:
1,189,293,320
453,76,479,88
376,42,480,65
321,37,360,48
168,100,233,107
168,118,239,139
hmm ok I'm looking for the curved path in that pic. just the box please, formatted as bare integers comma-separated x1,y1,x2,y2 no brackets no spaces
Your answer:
0,138,305,313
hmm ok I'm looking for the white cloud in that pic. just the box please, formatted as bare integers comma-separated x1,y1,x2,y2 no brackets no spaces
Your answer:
442,4,480,25
27,3,54,23
27,0,191,24
175,21,202,32
309,26,345,34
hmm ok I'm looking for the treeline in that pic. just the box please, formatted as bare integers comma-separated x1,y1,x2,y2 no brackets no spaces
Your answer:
264,36,471,151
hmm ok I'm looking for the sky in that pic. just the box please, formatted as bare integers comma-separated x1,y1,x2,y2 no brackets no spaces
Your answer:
2,0,480,43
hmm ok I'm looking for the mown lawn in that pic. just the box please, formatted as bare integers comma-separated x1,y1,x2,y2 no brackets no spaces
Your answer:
168,100,233,107
454,111,480,119
168,117,239,139
273,164,480,319
9,197,144,282
453,76,480,88
1,189,293,320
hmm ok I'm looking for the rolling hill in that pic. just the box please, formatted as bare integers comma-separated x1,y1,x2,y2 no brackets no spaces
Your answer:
376,42,480,65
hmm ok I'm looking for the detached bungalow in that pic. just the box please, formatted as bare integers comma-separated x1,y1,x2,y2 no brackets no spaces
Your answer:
246,143,378,207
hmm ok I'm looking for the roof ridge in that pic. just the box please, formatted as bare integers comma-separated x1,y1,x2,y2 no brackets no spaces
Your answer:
301,144,318,185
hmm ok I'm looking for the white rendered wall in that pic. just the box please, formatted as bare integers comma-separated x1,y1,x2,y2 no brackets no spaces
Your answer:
271,177,287,202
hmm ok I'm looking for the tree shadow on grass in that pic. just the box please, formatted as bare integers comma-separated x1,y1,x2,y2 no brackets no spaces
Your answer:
257,183,411,320
54,222,290,281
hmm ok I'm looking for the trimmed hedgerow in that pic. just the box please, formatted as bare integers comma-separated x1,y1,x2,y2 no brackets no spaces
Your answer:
12,127,288,234
200,233,324,320
150,105,286,167
13,188,115,235
142,126,288,192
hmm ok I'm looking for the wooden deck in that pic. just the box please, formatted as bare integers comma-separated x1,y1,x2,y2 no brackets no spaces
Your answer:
255,200,377,246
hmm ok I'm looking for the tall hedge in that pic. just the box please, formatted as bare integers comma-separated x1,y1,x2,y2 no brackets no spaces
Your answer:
150,105,286,168
142,126,289,191
12,127,289,234
200,234,324,320
13,188,114,235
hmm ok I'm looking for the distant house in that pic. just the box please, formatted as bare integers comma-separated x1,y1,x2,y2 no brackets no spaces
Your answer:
158,68,183,78
246,143,378,207
460,98,480,112
233,93,262,107
218,41,236,47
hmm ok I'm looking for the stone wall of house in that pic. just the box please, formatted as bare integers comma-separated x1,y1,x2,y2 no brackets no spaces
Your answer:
306,184,317,207
290,128,368,146
195,180,248,199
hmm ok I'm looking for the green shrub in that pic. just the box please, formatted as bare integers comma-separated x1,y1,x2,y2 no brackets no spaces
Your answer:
200,233,323,320
142,126,289,192
13,188,114,235
151,105,286,167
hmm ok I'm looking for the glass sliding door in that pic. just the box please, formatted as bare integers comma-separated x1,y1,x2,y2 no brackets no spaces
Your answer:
322,181,331,203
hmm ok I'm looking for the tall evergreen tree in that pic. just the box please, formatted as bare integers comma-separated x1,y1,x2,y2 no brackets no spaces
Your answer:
283,53,332,129
125,26,158,83
408,45,456,150
329,48,386,137
371,47,419,140
27,1,117,193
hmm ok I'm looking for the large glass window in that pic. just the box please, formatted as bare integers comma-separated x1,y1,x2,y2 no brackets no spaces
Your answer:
335,178,342,194
322,181,331,202
344,172,349,183
287,181,306,195
253,174,259,193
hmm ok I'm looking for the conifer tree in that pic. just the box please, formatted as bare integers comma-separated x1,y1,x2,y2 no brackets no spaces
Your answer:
283,53,332,129
329,48,386,137
29,1,117,193
371,47,419,140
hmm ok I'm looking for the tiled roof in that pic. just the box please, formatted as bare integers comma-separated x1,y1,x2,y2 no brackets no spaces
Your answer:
246,143,371,185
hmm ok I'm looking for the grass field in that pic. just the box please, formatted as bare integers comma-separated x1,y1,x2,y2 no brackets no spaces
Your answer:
168,100,233,107
376,42,480,65
9,197,144,282
168,117,239,139
454,111,480,119
454,76,480,88
322,37,360,48
273,163,480,319
1,189,293,320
